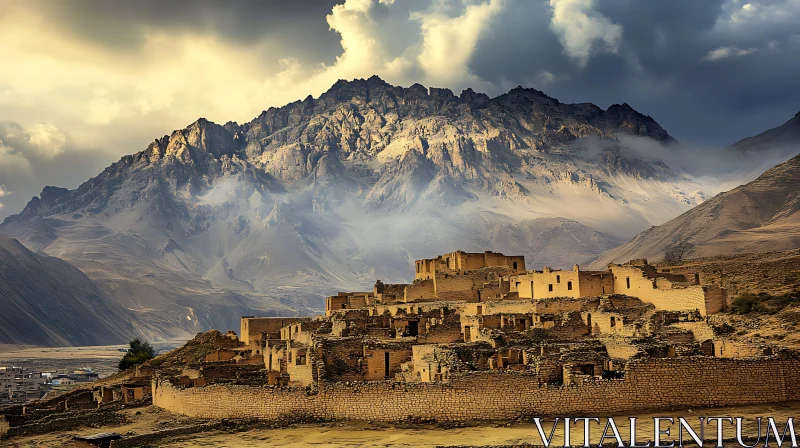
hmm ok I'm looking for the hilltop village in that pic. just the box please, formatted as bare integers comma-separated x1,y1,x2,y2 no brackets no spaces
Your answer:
251,249,732,388
141,250,799,422
3,250,800,441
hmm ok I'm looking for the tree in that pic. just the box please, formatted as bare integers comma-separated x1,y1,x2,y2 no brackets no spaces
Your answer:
663,242,694,265
118,338,156,370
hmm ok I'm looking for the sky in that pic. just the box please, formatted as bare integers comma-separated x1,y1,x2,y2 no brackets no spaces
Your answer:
0,0,799,217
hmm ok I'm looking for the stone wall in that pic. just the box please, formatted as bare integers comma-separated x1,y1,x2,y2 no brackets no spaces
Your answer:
153,356,800,422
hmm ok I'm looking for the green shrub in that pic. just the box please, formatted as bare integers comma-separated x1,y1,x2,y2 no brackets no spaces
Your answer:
118,338,156,370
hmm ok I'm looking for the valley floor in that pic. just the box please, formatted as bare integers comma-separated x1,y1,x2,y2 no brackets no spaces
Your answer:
0,342,185,378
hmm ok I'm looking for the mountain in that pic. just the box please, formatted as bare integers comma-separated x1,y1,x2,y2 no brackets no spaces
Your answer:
590,152,800,268
0,76,713,340
0,236,139,346
731,111,800,153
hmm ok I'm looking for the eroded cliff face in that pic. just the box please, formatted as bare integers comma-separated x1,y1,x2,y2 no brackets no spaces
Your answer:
0,77,706,340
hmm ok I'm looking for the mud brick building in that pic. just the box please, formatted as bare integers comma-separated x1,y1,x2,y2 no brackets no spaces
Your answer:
147,250,794,423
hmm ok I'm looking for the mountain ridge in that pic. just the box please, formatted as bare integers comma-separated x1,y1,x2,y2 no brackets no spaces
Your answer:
0,77,721,341
731,110,800,152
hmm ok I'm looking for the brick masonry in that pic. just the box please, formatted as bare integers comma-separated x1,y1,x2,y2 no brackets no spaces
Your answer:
153,356,800,422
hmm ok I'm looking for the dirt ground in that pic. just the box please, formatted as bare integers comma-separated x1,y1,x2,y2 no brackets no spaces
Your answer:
3,401,798,447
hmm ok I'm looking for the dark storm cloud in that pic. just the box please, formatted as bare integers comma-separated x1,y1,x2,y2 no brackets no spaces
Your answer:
2,0,800,221
12,0,800,145
21,0,344,65
467,0,800,145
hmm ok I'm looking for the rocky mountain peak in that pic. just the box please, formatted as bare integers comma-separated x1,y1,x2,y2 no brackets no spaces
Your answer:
459,88,490,104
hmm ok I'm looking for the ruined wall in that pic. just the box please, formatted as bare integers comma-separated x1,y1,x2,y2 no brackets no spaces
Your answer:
532,269,581,299
286,349,314,386
404,280,436,302
418,319,464,344
601,338,641,359
583,311,631,336
577,272,614,297
319,338,365,382
610,266,711,315
672,322,715,342
415,259,439,281
433,274,477,301
153,357,800,422
205,350,237,363
372,301,468,318
713,340,768,358
512,273,536,299
241,317,309,344
326,294,369,315
703,285,728,315
363,348,413,381
464,298,586,317
449,251,525,272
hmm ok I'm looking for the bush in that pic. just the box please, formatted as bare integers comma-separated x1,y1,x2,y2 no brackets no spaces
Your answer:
729,290,800,315
118,338,156,370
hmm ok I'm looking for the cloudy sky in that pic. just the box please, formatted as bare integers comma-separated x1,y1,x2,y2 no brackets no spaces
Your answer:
0,0,799,217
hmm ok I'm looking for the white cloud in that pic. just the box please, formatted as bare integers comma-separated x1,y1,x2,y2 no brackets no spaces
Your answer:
25,123,66,158
720,0,800,28
87,90,122,125
548,0,622,67
414,0,504,87
701,45,758,61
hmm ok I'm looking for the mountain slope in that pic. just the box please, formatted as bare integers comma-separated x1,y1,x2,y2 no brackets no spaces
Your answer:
732,111,800,152
590,153,800,267
0,77,714,340
0,236,139,346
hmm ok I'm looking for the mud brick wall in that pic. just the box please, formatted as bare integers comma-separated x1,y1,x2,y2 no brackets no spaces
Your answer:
404,280,435,302
433,275,477,301
418,321,463,344
241,317,309,344
153,357,800,422
703,285,728,314
673,322,715,342
611,266,711,315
